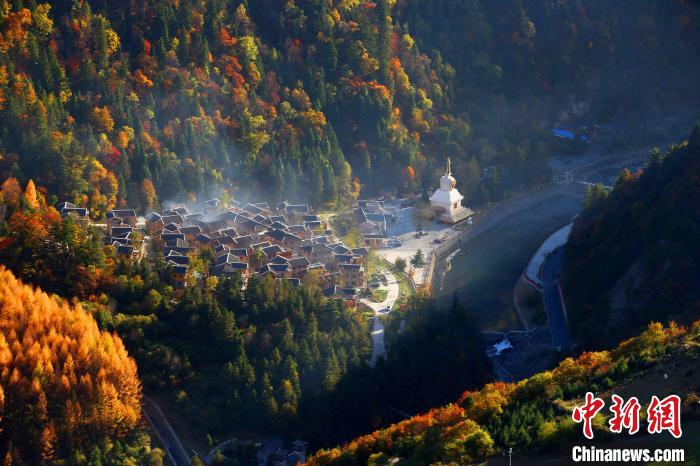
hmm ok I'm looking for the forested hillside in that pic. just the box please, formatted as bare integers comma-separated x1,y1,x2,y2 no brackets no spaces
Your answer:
108,271,372,433
399,0,700,118
1,0,699,213
0,176,375,438
301,296,492,447
307,321,700,465
562,126,700,347
0,266,162,464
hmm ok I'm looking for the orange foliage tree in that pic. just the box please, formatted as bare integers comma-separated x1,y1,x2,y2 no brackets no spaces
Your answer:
0,205,111,298
0,177,22,209
0,267,141,462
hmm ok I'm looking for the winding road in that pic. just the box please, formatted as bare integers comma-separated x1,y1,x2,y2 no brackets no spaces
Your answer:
539,246,573,349
142,396,191,465
360,270,399,366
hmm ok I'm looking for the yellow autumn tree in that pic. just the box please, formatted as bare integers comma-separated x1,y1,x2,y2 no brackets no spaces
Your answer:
1,177,22,209
88,160,118,217
0,267,142,462
23,179,39,209
90,105,115,133
140,178,158,211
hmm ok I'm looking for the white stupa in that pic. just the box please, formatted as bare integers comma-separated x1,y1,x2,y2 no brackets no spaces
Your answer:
429,158,472,224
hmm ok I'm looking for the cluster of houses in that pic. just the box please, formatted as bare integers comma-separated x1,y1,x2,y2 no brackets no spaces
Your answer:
356,199,397,247
269,440,309,466
57,199,370,302
56,203,143,260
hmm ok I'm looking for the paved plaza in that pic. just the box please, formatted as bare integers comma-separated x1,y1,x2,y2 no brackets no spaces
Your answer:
378,202,462,285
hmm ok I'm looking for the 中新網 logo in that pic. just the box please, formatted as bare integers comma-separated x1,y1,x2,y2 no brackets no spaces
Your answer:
572,392,682,439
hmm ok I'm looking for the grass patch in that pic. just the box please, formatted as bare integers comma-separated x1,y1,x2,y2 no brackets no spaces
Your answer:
369,289,388,303
357,302,376,321
379,259,414,305
395,274,413,305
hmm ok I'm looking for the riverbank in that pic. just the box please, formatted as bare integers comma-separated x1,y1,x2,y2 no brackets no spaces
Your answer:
435,141,658,332
431,182,581,290
434,182,584,330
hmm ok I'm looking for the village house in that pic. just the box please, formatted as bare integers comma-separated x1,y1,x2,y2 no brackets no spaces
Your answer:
338,262,365,288
268,440,309,466
249,241,272,255
304,219,323,231
235,216,267,235
169,264,188,288
277,202,311,222
162,232,185,243
109,237,131,247
195,233,214,247
147,213,184,233
321,271,342,288
179,225,202,242
307,263,328,276
261,244,284,259
357,209,387,236
116,245,136,260
300,243,334,264
363,233,388,248
287,256,311,277
106,209,137,235
264,229,303,250
323,285,358,302
163,238,194,256
286,224,310,239
185,212,204,222
254,214,273,226
216,210,239,225
57,202,91,227
56,201,76,211
311,235,330,245
164,206,188,217
228,248,250,262
110,226,134,238
332,244,352,255
211,261,248,278
217,235,237,247
242,202,272,217
351,247,370,262
213,244,230,256
269,255,289,265
165,250,190,266
220,228,238,238
259,263,290,278
233,235,255,249
203,219,229,234
333,253,356,266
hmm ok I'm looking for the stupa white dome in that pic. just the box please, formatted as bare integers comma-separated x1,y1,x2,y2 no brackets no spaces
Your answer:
429,158,472,224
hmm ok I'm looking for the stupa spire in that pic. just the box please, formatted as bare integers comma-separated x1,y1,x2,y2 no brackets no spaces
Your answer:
430,156,472,224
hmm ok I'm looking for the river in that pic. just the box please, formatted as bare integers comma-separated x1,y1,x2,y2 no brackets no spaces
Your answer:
441,191,582,331
440,146,652,332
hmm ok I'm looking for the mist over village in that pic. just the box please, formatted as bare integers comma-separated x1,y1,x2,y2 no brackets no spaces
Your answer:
0,1,699,465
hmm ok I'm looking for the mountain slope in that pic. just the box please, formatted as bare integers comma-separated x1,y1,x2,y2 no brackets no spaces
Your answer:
562,126,700,347
2,1,699,212
306,321,700,465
